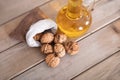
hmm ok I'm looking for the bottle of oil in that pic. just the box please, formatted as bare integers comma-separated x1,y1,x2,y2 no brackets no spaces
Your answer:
56,0,93,38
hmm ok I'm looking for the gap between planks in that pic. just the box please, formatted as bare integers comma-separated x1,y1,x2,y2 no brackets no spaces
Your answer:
0,42,22,53
76,13,120,42
71,50,120,80
73,51,120,80
9,60,45,80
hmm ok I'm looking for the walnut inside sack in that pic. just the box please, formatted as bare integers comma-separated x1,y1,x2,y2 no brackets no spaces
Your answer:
40,32,54,44
65,41,79,55
33,33,42,41
26,19,57,47
45,54,60,68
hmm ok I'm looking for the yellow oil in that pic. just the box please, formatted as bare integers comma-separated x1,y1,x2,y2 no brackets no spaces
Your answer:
56,0,92,38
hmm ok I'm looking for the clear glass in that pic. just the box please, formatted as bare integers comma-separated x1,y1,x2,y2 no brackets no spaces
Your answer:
83,0,95,11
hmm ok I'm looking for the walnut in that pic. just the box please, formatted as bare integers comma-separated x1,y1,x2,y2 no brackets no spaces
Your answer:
33,33,42,41
41,32,54,44
40,44,53,54
54,33,67,43
54,43,66,57
45,54,60,68
65,41,79,55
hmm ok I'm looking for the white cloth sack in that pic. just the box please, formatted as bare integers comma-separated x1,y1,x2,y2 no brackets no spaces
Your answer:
26,19,57,47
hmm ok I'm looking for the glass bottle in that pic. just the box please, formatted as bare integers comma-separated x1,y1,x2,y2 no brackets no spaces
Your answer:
56,0,95,38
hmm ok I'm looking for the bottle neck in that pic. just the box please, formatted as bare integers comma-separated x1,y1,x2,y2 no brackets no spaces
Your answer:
66,0,82,19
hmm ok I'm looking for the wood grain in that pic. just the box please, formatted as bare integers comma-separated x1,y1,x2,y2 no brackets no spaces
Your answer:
73,51,120,80
0,14,26,52
12,20,120,80
0,0,51,25
0,42,45,80
0,0,119,79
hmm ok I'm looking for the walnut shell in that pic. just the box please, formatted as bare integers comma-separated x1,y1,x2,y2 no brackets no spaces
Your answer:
41,44,53,54
54,43,65,57
45,54,60,68
54,33,67,43
41,32,54,44
33,33,42,41
65,41,79,55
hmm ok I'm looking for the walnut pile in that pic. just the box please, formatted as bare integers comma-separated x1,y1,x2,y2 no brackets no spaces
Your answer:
33,31,79,68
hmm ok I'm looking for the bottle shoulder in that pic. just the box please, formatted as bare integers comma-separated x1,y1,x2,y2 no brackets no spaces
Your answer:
57,5,92,21
57,6,92,26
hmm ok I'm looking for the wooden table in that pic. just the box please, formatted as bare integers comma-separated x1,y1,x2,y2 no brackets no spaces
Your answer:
0,0,120,80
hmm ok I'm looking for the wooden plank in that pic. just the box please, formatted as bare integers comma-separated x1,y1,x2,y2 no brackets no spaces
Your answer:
0,0,51,25
89,0,120,31
0,42,45,80
12,19,120,80
0,14,27,52
0,0,119,79
73,51,120,80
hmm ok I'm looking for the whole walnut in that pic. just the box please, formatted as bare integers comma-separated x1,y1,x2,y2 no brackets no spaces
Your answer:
54,43,66,57
45,54,60,68
41,32,54,44
54,33,67,43
65,41,79,55
41,44,53,54
33,33,42,41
